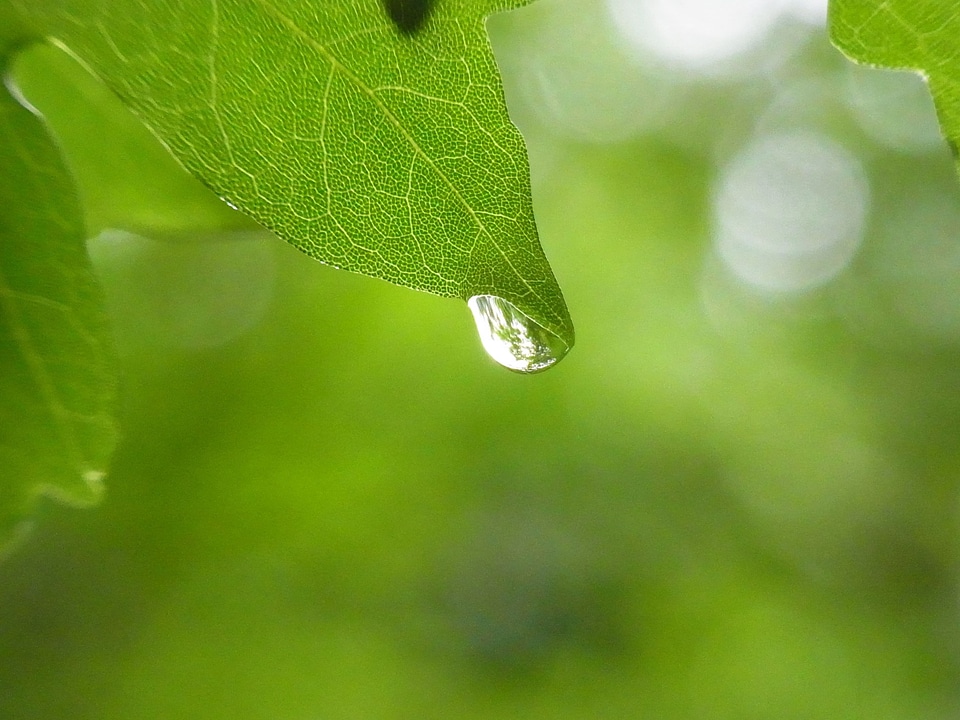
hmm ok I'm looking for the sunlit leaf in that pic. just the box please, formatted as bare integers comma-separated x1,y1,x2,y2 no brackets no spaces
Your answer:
12,0,574,351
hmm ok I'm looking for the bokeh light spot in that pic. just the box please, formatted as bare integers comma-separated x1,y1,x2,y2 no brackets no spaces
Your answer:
607,0,783,71
491,0,669,143
784,0,828,25
88,230,276,351
713,130,869,293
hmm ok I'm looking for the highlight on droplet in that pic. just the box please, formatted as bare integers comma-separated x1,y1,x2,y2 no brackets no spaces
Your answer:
467,295,570,373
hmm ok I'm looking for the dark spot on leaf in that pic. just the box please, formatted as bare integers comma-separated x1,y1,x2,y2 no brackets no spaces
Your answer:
384,0,432,35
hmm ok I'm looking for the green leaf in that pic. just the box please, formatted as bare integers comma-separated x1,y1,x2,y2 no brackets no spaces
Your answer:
829,0,956,154
0,10,117,547
12,0,574,352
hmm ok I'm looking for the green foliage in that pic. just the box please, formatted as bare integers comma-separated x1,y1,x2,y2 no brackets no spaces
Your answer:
14,43,258,240
0,9,116,543
1,0,572,543
3,0,960,717
10,0,572,334
830,0,957,155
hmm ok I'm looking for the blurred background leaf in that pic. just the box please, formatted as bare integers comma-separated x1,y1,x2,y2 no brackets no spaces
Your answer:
3,0,960,718
0,11,117,550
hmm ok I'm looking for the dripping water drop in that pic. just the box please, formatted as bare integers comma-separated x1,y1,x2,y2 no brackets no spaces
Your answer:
467,295,570,373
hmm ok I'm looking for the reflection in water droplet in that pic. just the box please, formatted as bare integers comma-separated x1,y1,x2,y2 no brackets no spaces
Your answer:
468,295,570,374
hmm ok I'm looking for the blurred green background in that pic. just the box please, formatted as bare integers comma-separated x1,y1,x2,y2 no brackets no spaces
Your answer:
3,0,960,717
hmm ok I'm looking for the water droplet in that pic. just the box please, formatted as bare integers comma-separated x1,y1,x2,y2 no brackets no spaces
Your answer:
468,295,570,373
